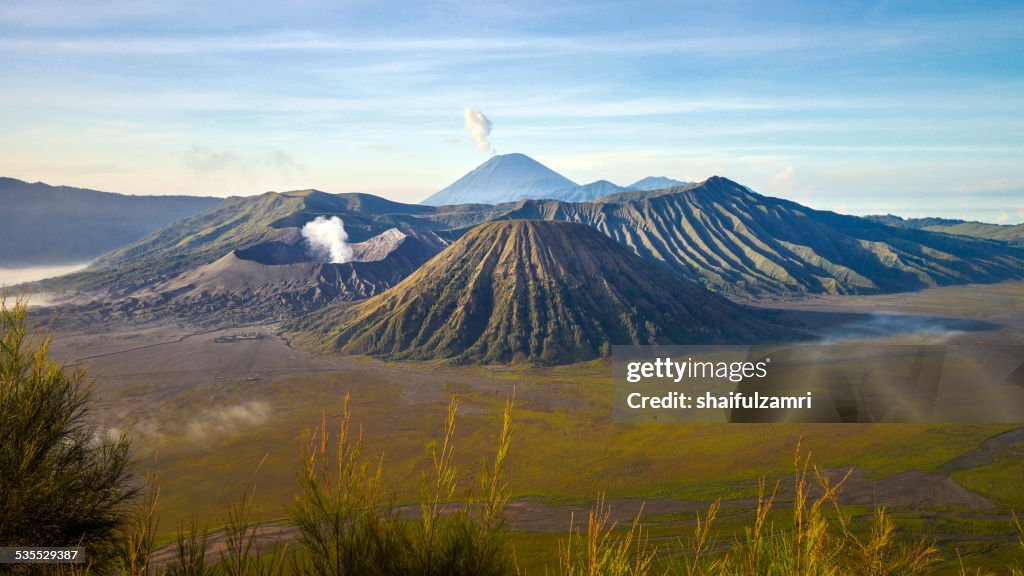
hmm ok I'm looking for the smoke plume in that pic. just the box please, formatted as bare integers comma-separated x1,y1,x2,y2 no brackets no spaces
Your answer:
302,216,353,263
464,107,495,154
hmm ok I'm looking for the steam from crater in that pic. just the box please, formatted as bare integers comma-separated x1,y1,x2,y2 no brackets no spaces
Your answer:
302,216,353,263
464,107,495,155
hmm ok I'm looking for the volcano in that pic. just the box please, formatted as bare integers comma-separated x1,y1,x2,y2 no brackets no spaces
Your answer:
287,220,789,364
117,228,446,324
421,153,578,205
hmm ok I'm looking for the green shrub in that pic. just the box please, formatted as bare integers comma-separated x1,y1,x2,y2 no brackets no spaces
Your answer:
0,294,135,572
288,396,404,575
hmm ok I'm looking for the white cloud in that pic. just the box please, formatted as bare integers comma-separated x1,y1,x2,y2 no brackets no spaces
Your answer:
765,164,815,205
181,145,304,175
771,165,797,187
182,144,237,173
982,177,1024,191
0,22,993,58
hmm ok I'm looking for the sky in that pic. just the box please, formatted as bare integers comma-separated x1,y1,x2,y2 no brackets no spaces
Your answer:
1,1,1022,223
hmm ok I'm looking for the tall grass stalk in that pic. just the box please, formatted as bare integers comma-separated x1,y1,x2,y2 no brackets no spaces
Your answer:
285,391,517,575
1011,513,1024,576
408,393,516,576
847,507,938,575
220,479,288,576
164,519,210,576
470,394,516,576
416,395,461,575
559,495,656,576
677,500,726,576
289,392,399,575
118,478,159,576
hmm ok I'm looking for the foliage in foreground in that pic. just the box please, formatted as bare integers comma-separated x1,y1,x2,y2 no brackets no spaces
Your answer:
113,393,516,576
4,291,1024,574
286,393,515,576
130,418,1024,576
0,295,135,572
563,445,943,576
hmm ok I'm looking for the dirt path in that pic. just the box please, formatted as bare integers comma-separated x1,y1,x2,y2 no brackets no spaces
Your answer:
149,424,1024,571
942,427,1024,471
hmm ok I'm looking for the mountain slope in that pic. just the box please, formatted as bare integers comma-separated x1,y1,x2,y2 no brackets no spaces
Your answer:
286,220,788,364
0,177,220,265
420,153,578,205
481,177,1024,297
81,228,447,326
867,215,1024,247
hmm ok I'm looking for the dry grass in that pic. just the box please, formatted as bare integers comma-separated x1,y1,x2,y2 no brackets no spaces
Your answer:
558,495,656,576
563,441,946,576
102,402,1024,575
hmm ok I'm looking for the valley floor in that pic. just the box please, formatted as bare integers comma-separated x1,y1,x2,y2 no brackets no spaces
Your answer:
43,280,1024,572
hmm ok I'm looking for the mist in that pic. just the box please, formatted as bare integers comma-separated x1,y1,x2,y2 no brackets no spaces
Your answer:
186,401,271,441
0,262,91,286
815,312,973,344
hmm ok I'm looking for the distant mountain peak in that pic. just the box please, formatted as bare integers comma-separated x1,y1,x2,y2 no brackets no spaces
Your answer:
486,152,532,162
627,176,690,191
695,175,755,196
421,153,577,206
281,189,325,197
424,156,698,205
550,179,627,202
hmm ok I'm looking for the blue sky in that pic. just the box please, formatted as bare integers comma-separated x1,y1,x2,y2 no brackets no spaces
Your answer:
1,1,1022,222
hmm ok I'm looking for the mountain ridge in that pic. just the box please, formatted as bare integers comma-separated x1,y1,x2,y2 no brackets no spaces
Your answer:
28,176,1024,304
485,176,1024,297
0,177,221,265
867,214,1024,247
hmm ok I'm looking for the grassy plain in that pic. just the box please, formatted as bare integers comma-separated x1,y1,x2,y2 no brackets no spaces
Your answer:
42,280,1024,572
